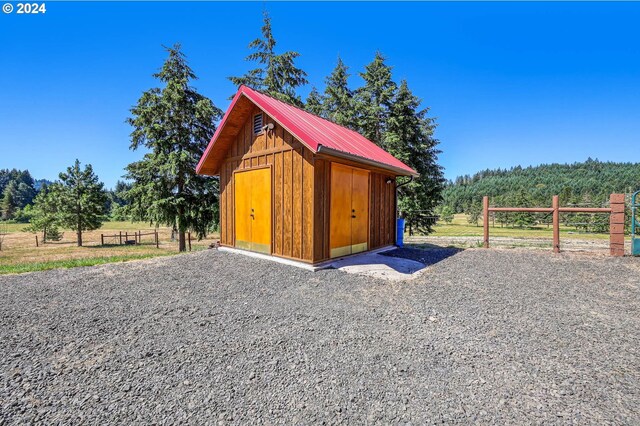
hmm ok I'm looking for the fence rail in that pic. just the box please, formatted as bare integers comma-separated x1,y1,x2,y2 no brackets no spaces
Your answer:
99,230,193,250
482,193,625,256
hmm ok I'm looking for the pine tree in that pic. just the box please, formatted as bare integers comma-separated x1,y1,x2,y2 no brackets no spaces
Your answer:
305,87,325,116
126,44,222,251
323,57,355,127
25,183,62,242
385,80,445,233
1,181,17,220
354,52,397,146
229,11,308,106
55,160,107,246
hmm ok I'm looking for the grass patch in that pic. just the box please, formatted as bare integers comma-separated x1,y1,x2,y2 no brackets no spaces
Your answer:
430,214,610,240
0,252,175,275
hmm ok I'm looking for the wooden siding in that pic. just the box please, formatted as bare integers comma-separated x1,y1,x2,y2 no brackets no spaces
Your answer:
369,172,396,250
219,106,316,262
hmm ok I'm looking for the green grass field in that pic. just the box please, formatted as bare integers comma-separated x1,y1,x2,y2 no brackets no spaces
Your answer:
430,214,609,240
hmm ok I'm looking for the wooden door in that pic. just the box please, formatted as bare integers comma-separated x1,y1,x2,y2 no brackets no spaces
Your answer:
250,168,272,254
350,168,369,254
234,168,272,254
234,171,252,251
329,163,369,258
330,163,353,258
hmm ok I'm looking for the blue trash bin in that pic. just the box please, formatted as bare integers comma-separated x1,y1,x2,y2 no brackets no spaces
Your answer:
396,218,405,247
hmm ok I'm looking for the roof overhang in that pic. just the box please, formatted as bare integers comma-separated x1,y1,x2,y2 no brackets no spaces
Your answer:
316,146,419,177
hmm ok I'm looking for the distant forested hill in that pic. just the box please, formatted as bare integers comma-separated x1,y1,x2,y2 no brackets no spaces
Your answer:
442,159,640,213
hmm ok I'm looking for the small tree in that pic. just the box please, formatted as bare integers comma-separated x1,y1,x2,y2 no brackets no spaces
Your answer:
1,180,18,220
56,160,106,246
438,205,454,224
0,221,7,251
467,200,482,226
25,183,62,242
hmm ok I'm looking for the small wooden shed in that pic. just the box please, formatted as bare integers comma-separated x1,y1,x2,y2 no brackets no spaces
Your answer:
197,85,417,264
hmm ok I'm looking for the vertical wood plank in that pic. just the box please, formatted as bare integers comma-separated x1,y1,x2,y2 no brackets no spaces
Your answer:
302,149,314,261
227,162,233,246
313,159,325,262
283,149,293,257
292,147,303,259
220,167,227,244
274,152,283,255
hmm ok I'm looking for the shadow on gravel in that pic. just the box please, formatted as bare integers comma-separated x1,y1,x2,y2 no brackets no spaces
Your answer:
379,245,462,268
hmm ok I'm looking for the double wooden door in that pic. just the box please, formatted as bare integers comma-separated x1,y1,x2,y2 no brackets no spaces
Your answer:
234,168,272,254
330,163,370,258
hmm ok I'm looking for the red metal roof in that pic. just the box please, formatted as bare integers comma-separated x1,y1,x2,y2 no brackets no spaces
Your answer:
197,85,417,176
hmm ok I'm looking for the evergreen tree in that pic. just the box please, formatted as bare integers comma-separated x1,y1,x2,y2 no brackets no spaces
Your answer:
438,205,454,224
25,183,62,242
385,80,445,233
55,160,107,246
305,87,325,116
354,52,396,146
126,44,222,251
323,57,355,126
229,11,308,106
1,180,17,220
467,200,482,226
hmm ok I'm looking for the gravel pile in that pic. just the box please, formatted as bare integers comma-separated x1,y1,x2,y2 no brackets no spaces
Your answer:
1,249,638,424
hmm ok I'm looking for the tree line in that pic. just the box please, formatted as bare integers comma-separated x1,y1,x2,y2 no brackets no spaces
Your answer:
439,158,640,231
2,11,446,250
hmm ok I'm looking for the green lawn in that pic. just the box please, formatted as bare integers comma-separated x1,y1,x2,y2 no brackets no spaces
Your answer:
0,252,176,275
429,214,610,240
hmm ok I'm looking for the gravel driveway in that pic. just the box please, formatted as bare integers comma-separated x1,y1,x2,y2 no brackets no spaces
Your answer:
1,248,638,424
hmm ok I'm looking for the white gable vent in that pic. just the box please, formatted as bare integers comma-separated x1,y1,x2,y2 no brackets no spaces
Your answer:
253,113,263,135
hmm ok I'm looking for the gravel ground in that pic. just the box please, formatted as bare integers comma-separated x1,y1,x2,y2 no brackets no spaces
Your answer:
1,248,638,424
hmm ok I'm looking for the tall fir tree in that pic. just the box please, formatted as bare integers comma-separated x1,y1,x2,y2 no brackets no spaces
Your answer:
323,57,355,127
305,87,325,116
354,52,397,146
229,11,308,106
126,44,222,251
55,160,107,247
385,80,445,234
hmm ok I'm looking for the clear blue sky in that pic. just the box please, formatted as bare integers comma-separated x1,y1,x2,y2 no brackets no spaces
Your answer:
1,1,639,189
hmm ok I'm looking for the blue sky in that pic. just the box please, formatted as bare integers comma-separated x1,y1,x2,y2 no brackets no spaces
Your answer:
1,1,639,189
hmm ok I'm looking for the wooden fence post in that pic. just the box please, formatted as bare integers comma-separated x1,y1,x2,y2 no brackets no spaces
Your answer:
610,193,625,256
119,231,122,245
188,232,192,251
483,196,489,248
101,234,104,246
35,235,39,247
155,231,159,249
552,195,560,253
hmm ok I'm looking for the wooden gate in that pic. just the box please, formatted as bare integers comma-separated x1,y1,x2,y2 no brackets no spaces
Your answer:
234,168,272,254
330,163,370,258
